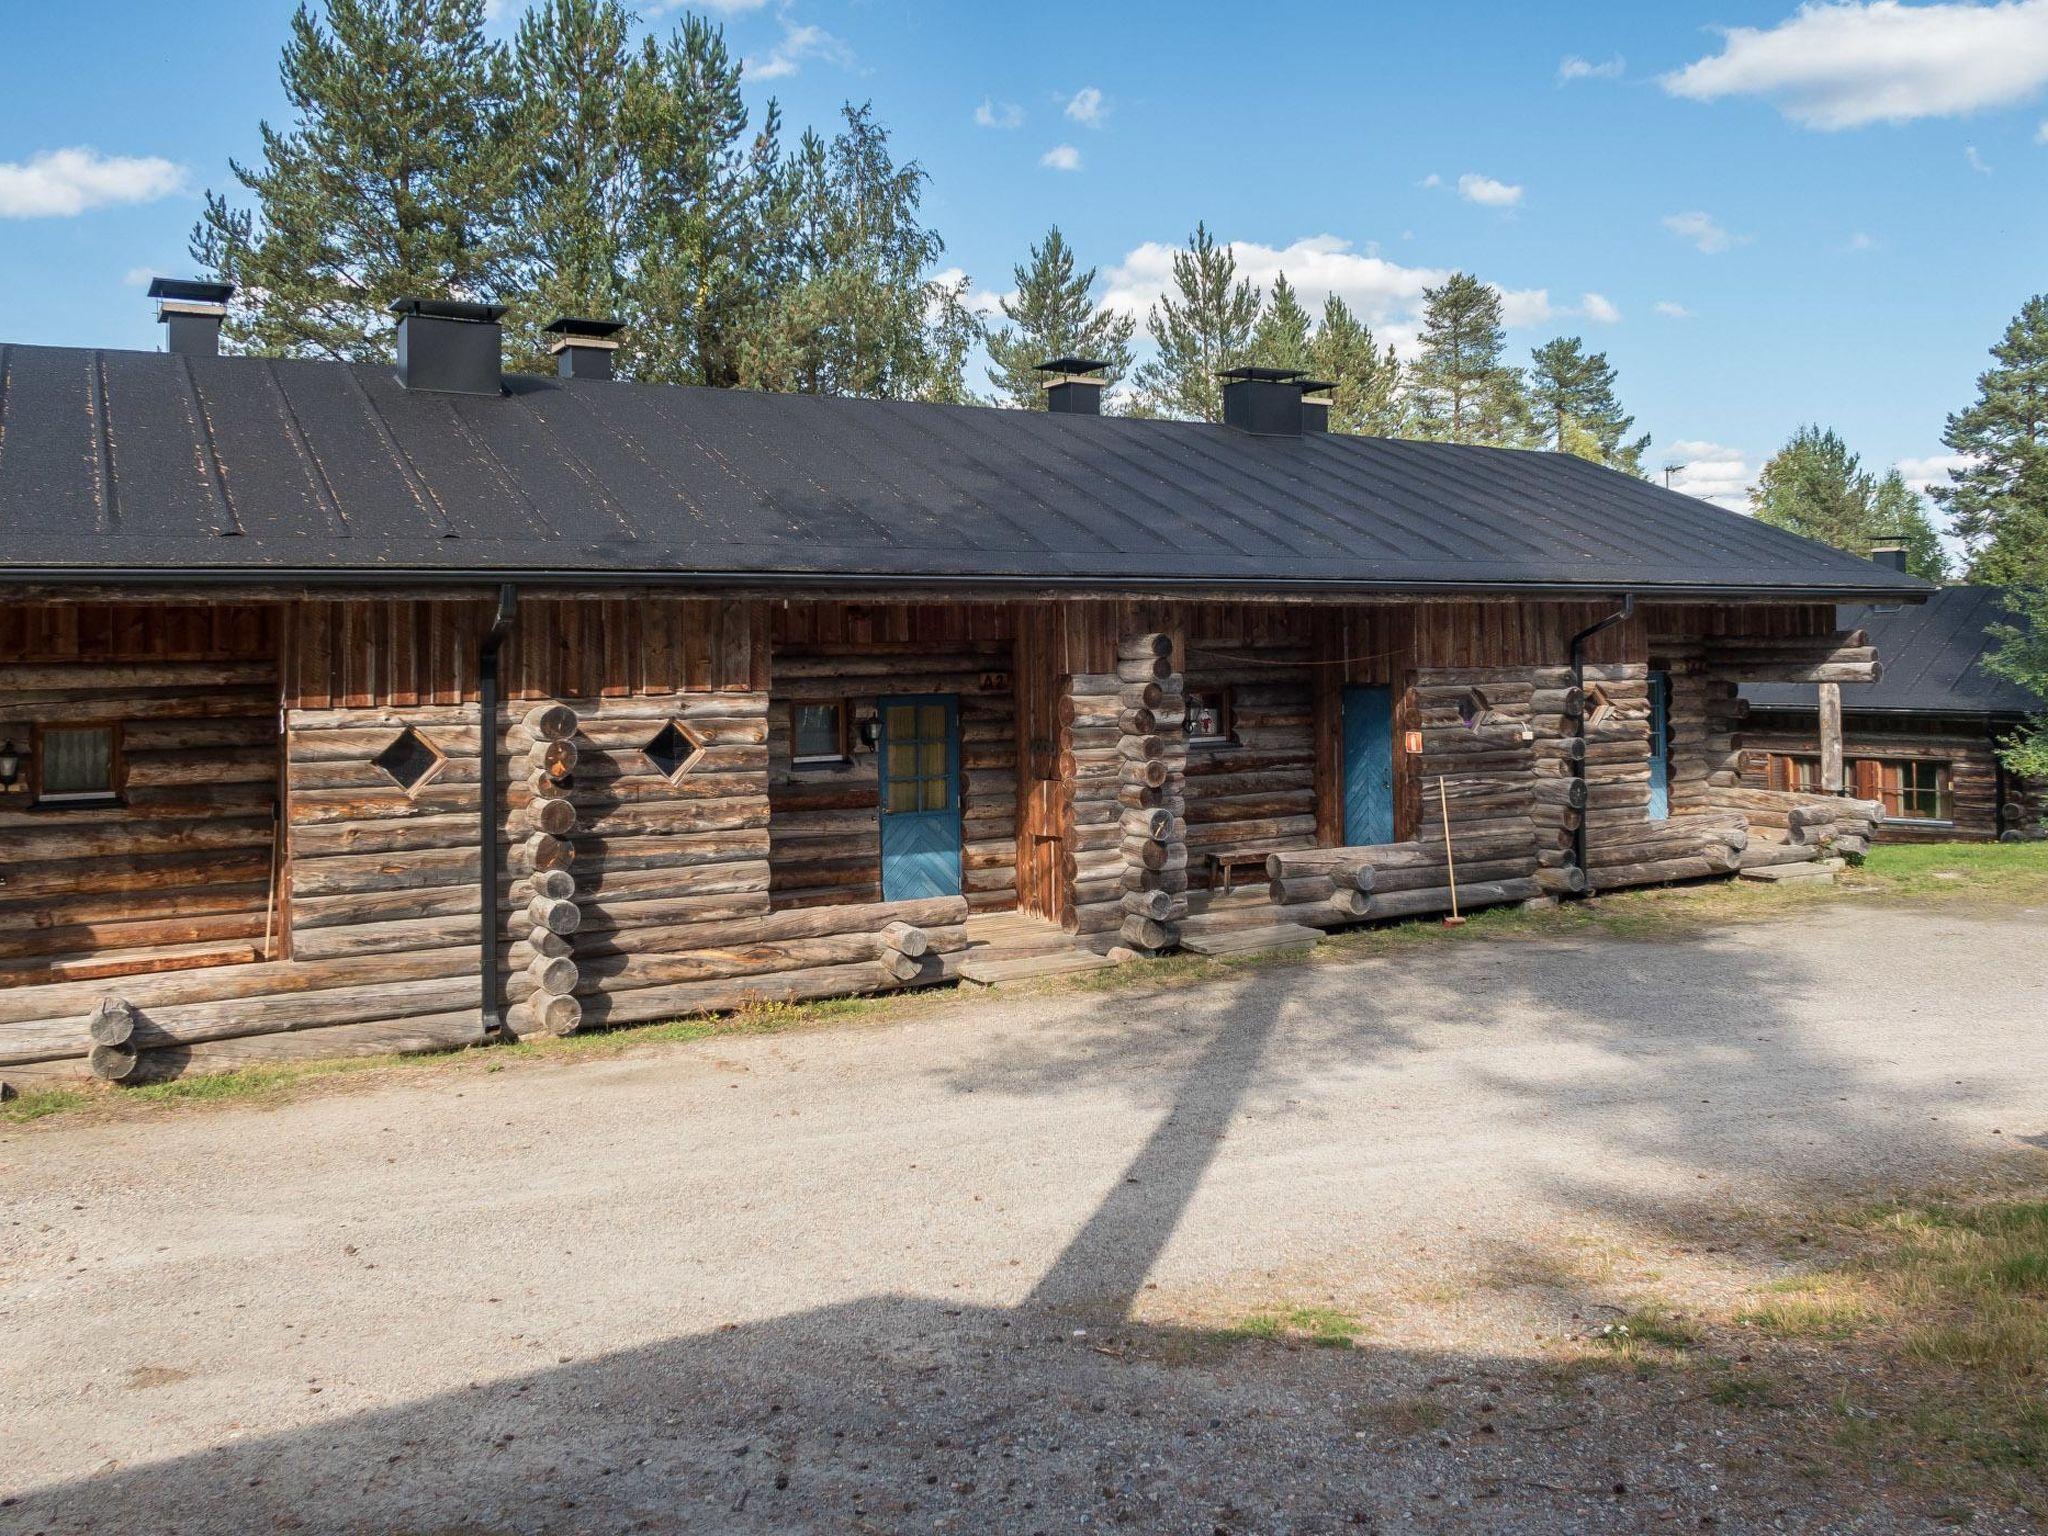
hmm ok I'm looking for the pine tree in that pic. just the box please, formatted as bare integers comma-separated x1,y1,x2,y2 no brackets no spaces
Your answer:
1405,273,1532,446
500,0,636,371
1931,294,2048,583
1133,223,1260,422
745,104,973,400
983,226,1136,409
1308,295,1404,436
621,16,785,387
1752,428,1948,581
1984,585,2048,792
1527,336,1648,473
190,0,517,360
1248,272,1314,374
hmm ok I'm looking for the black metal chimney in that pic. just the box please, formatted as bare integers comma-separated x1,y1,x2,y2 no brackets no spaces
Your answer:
1036,356,1108,415
1298,378,1335,433
392,298,507,395
1219,367,1307,436
543,315,626,380
1869,539,1909,572
148,277,233,358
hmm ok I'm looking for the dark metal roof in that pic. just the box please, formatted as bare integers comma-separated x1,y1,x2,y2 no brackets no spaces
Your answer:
1744,586,2041,720
0,341,1935,597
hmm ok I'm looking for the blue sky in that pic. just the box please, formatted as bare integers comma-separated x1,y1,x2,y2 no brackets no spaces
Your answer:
3,0,2046,516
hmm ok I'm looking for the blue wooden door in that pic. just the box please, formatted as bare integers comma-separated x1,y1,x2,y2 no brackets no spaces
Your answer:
878,694,962,901
1341,685,1396,846
1648,670,1671,821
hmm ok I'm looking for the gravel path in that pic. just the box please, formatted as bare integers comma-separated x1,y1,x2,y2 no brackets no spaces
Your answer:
3,901,2045,1533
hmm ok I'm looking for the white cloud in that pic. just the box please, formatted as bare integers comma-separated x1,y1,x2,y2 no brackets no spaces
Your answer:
1457,172,1524,208
2039,117,2048,139
1663,209,1745,253
0,147,186,219
1579,292,1622,324
1895,452,1974,495
122,265,160,288
746,22,853,81
1418,172,1444,189
1040,144,1083,172
1966,143,1994,172
1558,53,1625,82
974,97,1024,129
1844,230,1878,251
927,267,1005,320
1100,233,1554,359
1663,0,2048,130
1654,299,1694,318
1064,86,1107,127
1663,440,1756,511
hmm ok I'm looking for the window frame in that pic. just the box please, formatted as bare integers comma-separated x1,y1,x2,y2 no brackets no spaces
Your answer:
1768,753,1823,794
1184,686,1236,749
1858,756,1952,824
790,698,852,768
30,720,125,809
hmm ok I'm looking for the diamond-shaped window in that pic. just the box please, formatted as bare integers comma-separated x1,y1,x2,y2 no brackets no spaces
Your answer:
373,727,446,795
644,719,706,782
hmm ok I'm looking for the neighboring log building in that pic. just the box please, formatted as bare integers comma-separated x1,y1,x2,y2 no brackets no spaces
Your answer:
0,294,1930,1084
1740,583,2045,842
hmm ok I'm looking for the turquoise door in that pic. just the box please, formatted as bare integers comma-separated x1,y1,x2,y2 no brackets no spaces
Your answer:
1341,685,1396,846
1648,670,1671,821
878,694,963,901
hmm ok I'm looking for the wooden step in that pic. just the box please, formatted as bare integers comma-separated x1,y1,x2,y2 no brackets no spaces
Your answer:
1739,860,1842,884
959,949,1117,987
1180,923,1324,959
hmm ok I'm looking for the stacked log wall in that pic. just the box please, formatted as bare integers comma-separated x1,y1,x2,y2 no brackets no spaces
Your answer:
0,604,283,987
1114,633,1188,954
1182,628,1316,883
1738,716,2042,842
767,604,1017,913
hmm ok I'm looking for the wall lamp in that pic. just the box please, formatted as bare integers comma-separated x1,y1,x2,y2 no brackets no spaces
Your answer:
0,738,25,790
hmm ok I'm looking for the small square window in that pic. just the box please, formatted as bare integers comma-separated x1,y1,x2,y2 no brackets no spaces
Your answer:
1185,689,1233,746
372,727,445,795
792,701,848,765
645,718,707,782
36,724,119,804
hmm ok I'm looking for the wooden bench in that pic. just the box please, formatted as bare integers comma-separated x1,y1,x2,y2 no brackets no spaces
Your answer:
1208,851,1270,896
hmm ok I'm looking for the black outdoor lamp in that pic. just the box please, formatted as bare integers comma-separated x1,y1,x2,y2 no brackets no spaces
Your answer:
0,738,25,791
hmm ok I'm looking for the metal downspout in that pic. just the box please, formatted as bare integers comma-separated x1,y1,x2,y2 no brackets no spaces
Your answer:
1567,594,1636,894
478,585,519,1034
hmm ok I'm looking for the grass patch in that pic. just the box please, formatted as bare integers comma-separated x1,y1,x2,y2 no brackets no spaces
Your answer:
1738,1275,1875,1340
1592,1303,1701,1356
1228,1304,1364,1348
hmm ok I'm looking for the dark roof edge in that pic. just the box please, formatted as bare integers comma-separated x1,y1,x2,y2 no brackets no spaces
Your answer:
1743,701,2035,722
0,565,1938,603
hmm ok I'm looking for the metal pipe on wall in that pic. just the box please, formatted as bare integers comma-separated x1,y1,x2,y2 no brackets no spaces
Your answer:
477,584,519,1034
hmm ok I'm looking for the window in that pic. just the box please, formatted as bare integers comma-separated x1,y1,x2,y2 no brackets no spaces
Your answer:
371,727,445,795
1856,758,1951,823
644,718,707,782
1185,688,1234,747
34,723,120,805
883,701,951,812
1767,754,1823,793
791,701,849,766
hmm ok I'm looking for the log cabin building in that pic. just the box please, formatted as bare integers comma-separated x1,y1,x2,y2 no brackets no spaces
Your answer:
1740,581,2044,841
0,291,1930,1085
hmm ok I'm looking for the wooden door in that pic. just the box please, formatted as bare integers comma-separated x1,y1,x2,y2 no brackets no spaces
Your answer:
1341,685,1396,846
878,695,963,901
1013,611,1067,922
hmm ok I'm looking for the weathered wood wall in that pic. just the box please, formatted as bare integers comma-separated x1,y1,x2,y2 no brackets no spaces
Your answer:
767,602,1018,912
1739,714,2043,841
1182,607,1318,886
0,603,282,985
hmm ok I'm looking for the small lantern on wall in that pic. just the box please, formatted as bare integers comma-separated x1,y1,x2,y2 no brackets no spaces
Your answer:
0,739,24,792
856,712,881,751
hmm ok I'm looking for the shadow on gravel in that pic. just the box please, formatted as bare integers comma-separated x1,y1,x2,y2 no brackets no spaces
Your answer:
12,914,2032,1534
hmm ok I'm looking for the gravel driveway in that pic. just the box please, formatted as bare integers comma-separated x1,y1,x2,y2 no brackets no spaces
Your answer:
3,902,2045,1534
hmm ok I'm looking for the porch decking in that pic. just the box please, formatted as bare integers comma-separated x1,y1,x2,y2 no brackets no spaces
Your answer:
1178,890,1326,959
958,911,1115,987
